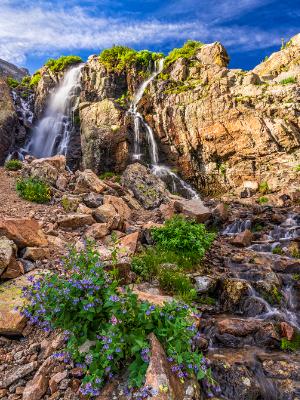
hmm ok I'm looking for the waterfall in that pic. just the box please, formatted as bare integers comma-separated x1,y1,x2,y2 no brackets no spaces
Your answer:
27,63,83,158
129,59,199,199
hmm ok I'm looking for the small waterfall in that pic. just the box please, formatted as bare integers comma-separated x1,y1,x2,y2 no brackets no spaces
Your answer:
129,59,199,199
27,63,83,158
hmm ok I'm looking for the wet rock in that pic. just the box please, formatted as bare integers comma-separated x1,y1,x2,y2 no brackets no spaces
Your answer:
242,297,268,317
231,229,253,247
83,193,103,208
213,203,229,222
0,218,48,249
58,214,95,229
85,223,109,240
174,198,211,223
280,322,294,341
220,278,249,311
217,318,258,336
194,276,216,294
121,163,168,209
74,169,106,194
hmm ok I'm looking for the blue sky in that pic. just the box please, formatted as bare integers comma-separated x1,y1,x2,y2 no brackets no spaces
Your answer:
1,0,299,73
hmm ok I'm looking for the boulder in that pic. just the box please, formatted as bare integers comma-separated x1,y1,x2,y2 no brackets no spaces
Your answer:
280,321,294,341
217,318,259,336
220,278,249,311
232,229,253,247
0,218,48,249
1,260,24,279
92,204,123,230
0,271,42,335
119,231,139,255
121,163,168,209
85,223,109,240
194,276,216,294
23,247,50,261
145,333,200,400
22,374,48,400
74,169,106,194
174,198,211,223
0,236,18,276
24,155,66,186
103,195,131,221
58,214,95,229
83,193,103,208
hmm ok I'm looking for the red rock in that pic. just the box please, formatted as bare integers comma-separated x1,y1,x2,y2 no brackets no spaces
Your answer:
85,223,109,239
58,214,95,229
49,371,68,394
1,260,24,279
231,229,253,247
174,198,211,223
103,195,131,221
280,321,294,341
217,318,258,336
119,231,139,255
23,374,48,400
0,218,48,248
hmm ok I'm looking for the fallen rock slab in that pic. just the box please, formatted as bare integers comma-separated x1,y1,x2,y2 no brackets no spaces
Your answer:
75,169,107,194
58,214,95,229
232,229,253,247
0,218,48,249
174,198,211,223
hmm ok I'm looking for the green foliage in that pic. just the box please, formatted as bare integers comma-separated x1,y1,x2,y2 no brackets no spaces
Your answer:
4,159,23,171
258,196,269,205
99,46,163,73
164,40,204,67
115,92,129,108
22,243,209,395
259,181,269,194
164,79,202,95
16,177,51,203
29,72,41,87
6,77,19,88
132,216,215,302
21,75,31,86
45,55,82,72
151,215,216,262
281,333,300,352
272,246,284,255
295,165,300,172
99,172,121,183
280,76,297,85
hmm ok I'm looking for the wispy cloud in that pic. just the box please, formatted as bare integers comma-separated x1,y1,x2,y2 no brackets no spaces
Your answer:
0,0,296,67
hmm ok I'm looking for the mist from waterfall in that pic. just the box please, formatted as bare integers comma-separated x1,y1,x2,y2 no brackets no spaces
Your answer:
129,59,199,199
27,63,83,158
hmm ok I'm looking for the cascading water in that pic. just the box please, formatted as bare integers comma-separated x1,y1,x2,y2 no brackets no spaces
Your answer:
27,63,83,158
129,59,199,199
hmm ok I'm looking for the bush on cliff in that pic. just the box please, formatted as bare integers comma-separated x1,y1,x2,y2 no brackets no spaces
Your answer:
6,77,19,88
99,45,163,72
16,177,51,203
22,242,210,396
29,71,41,87
164,40,204,67
45,55,83,72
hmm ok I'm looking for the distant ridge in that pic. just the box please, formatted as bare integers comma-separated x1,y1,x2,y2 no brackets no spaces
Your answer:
0,58,29,81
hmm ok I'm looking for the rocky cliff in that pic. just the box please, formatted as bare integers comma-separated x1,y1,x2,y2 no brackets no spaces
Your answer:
0,58,29,81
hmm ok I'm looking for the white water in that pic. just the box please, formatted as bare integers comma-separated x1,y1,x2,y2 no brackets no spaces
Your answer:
129,59,199,199
27,63,83,158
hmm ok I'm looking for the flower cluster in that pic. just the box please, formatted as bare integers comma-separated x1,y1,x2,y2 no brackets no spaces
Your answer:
22,242,210,398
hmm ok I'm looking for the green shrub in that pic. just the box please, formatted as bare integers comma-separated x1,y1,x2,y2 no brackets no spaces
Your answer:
280,76,297,85
45,55,82,72
281,333,300,352
272,246,284,255
6,77,19,88
164,40,204,67
158,266,197,303
22,243,209,395
99,46,163,72
21,76,31,86
115,92,129,108
16,177,51,203
29,71,41,87
258,181,269,194
258,196,269,204
4,159,23,171
151,215,215,263
295,165,300,172
99,172,121,183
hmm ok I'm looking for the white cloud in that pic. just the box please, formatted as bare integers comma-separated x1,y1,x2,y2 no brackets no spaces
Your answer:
0,1,296,67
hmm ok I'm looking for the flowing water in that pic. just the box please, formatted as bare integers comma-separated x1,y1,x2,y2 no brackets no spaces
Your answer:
129,59,199,199
26,63,83,158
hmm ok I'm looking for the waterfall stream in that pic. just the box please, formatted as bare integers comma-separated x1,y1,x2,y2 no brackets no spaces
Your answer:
26,63,83,158
129,59,199,199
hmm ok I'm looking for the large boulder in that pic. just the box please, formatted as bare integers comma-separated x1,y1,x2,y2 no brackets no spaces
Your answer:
121,163,168,209
74,169,107,194
58,214,95,229
0,218,48,249
23,155,66,186
103,195,131,221
0,236,18,276
174,198,211,223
